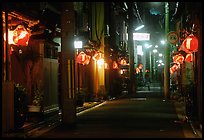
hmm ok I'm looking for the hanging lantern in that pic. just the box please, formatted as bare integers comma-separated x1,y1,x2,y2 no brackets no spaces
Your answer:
82,55,91,65
119,58,127,65
138,64,143,69
170,67,175,74
135,67,140,74
182,34,198,52
113,61,118,69
173,54,184,64
172,64,179,71
92,51,103,61
185,53,193,62
76,51,86,63
76,51,91,65
12,25,31,46
170,64,179,74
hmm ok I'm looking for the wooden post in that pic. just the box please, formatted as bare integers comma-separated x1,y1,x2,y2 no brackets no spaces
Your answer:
2,81,14,135
60,2,76,125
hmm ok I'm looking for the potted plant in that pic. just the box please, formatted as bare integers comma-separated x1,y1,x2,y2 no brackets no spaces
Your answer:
28,88,44,112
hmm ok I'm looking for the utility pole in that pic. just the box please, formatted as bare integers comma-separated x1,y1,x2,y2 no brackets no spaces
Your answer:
164,2,170,98
127,2,136,94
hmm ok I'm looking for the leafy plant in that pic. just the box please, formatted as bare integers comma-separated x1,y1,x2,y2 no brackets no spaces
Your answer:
14,83,28,112
32,88,44,106
14,83,28,128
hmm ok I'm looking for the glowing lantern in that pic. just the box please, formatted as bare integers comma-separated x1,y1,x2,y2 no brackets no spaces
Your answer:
170,67,174,74
120,58,127,65
92,51,103,61
173,54,184,64
138,64,143,69
182,34,198,52
76,51,86,63
185,53,193,62
135,67,140,74
82,55,91,65
113,61,118,69
170,64,179,74
172,64,179,71
12,25,30,46
76,51,91,65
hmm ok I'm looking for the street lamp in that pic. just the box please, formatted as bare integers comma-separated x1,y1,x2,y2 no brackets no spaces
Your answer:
74,40,83,95
74,40,83,49
135,24,144,31
160,40,166,45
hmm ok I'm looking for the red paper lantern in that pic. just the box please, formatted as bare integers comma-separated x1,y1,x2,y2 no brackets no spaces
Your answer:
135,67,140,74
173,54,184,64
185,53,193,62
76,51,91,65
92,51,103,61
182,34,198,52
170,67,175,74
12,25,30,46
113,61,118,69
82,55,91,65
120,58,127,65
170,64,179,74
138,64,143,69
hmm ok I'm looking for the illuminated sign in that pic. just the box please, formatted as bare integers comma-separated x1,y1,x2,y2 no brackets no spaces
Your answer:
126,33,150,41
133,33,150,41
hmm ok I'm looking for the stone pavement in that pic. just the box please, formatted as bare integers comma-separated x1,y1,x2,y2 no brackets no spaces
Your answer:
2,82,202,138
173,99,202,138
